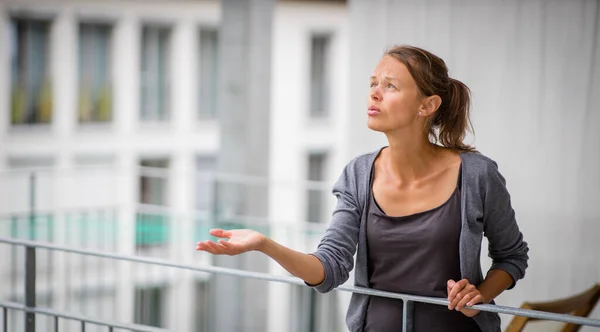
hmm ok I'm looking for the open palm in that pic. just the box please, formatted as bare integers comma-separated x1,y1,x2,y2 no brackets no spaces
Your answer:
195,228,266,255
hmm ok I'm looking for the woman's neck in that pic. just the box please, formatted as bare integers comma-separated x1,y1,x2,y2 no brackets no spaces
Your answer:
383,133,440,184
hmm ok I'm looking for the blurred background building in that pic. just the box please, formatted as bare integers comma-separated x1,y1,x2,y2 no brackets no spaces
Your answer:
0,0,599,331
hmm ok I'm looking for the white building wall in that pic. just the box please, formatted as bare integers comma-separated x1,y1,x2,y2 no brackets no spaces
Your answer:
7,1,596,331
0,0,348,331
269,2,348,331
347,0,600,330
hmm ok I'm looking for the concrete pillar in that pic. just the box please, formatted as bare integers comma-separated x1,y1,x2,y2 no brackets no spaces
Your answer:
52,7,76,139
0,4,9,149
167,18,196,332
113,14,138,325
211,0,275,331
49,6,75,316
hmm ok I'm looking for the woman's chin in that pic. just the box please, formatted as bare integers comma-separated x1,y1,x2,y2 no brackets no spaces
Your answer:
367,119,385,133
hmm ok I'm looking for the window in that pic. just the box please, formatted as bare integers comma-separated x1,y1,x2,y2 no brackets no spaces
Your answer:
195,156,217,240
140,26,171,121
137,159,169,247
134,286,166,328
291,285,340,332
9,18,52,125
195,156,217,212
306,153,327,223
78,23,112,123
198,28,219,119
309,34,330,118
194,281,209,332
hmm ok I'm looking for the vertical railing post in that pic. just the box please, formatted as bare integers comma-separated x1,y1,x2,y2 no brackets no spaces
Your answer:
402,299,414,332
29,172,36,241
25,172,36,332
25,242,36,332
3,307,8,332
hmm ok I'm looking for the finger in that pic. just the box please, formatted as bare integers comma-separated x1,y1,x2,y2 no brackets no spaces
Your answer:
447,279,456,289
217,240,238,253
466,294,484,307
447,279,455,294
456,293,474,311
198,242,219,254
448,279,468,302
449,291,464,310
449,282,474,309
196,242,207,251
209,229,231,238
205,240,225,254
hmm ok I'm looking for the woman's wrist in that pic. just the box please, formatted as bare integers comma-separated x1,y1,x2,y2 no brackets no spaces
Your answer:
257,236,273,253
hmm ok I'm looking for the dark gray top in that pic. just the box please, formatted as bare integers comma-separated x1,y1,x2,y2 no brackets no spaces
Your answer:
364,176,480,332
308,147,529,332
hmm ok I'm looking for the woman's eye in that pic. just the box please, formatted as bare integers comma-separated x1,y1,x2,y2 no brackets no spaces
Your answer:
369,82,377,88
388,83,396,89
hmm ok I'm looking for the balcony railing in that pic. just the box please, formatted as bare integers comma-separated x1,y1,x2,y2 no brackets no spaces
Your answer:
1,237,599,332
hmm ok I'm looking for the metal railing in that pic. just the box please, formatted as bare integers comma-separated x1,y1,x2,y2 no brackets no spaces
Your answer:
1,236,600,332
0,301,168,332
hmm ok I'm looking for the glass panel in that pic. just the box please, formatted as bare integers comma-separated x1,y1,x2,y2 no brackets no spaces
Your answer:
141,26,170,121
137,159,169,247
10,18,52,125
134,286,165,328
307,153,327,223
78,23,112,123
309,34,330,118
199,28,219,119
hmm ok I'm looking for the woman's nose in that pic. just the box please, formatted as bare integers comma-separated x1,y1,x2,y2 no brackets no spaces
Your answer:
370,87,382,102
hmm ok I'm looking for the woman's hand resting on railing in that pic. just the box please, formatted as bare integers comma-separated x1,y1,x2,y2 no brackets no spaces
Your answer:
196,229,267,255
447,279,484,317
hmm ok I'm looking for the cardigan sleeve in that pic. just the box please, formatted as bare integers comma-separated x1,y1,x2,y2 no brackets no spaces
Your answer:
483,161,529,289
307,161,362,293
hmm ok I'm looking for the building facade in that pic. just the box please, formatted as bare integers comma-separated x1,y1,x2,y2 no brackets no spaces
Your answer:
0,0,349,331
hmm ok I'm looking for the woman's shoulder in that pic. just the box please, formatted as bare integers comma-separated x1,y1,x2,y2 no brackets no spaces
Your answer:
343,147,384,175
459,150,508,188
460,150,500,172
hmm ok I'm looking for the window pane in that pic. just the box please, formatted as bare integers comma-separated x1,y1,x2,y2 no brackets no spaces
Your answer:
141,26,171,121
310,34,330,118
134,286,165,328
195,156,217,211
137,159,169,247
199,29,219,119
194,281,209,332
10,18,52,125
79,23,112,123
307,153,326,223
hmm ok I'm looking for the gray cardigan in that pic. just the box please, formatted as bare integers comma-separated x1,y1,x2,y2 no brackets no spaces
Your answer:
309,148,529,332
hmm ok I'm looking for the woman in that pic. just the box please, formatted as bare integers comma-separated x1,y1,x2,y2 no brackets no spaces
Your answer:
196,45,529,332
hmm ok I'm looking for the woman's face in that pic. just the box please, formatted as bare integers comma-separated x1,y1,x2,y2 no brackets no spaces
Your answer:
367,55,424,133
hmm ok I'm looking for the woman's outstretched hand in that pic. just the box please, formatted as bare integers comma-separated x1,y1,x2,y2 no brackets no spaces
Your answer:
196,228,267,255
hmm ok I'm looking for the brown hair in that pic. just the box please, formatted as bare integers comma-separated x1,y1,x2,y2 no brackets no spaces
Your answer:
385,45,475,151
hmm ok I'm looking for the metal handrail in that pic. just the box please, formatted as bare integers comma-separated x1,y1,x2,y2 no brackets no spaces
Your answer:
1,237,599,330
0,301,168,332
0,165,333,191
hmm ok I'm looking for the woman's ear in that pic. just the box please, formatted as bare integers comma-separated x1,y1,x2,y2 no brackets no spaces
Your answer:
419,95,442,116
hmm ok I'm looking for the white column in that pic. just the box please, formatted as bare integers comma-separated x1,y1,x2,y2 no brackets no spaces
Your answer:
50,7,76,315
171,20,195,136
0,4,9,148
52,7,76,139
114,15,138,136
165,19,196,331
115,153,137,323
167,151,195,331
113,14,139,324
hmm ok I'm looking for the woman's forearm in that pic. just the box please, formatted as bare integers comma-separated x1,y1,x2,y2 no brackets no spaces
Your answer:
477,269,514,303
259,238,326,286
